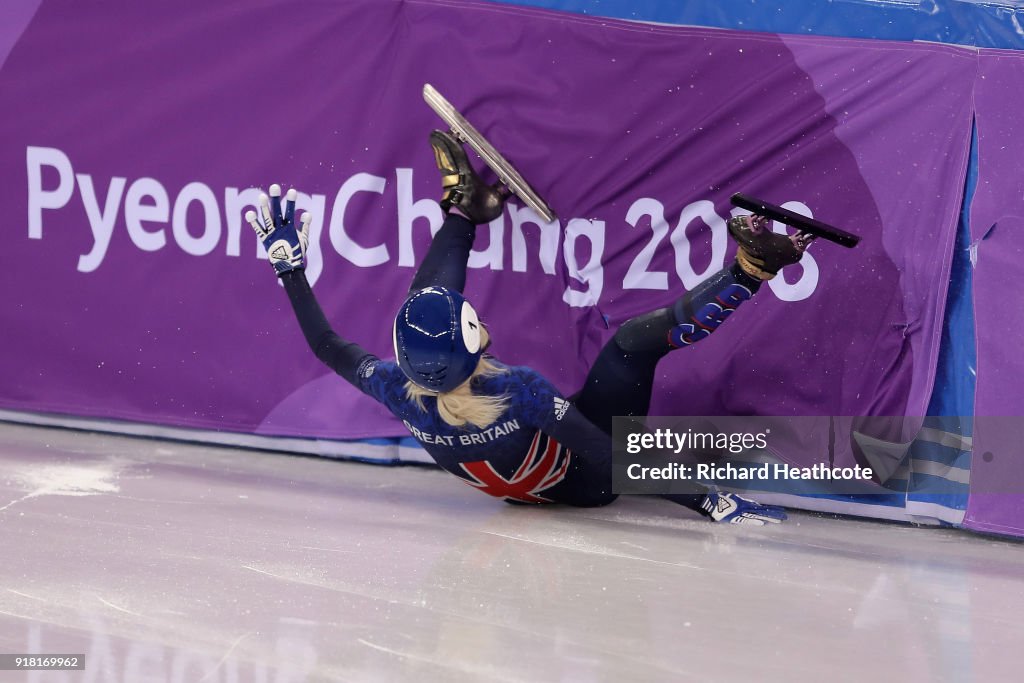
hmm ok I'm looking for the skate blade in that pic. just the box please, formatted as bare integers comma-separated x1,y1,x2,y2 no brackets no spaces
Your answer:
731,193,860,248
423,83,557,223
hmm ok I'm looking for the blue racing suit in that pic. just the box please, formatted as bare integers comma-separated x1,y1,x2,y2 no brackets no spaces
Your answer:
280,213,761,508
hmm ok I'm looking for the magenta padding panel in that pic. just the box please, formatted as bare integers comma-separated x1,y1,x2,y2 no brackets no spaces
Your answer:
1,1,971,473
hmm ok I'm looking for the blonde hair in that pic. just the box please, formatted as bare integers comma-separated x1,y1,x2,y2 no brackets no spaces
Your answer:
405,347,511,430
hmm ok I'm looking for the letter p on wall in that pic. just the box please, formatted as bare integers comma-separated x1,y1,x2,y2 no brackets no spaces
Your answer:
27,146,74,238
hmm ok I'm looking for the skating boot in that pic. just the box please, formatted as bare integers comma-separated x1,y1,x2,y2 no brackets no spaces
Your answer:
728,214,814,280
423,84,557,222
429,129,509,224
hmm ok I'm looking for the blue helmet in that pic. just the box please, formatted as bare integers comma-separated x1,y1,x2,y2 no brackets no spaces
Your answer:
393,286,484,392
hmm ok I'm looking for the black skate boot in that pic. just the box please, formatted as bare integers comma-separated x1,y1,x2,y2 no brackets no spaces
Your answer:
727,214,814,280
429,130,509,223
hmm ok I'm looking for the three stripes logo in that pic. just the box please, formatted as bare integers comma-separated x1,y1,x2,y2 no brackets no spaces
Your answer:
268,240,291,262
553,396,569,422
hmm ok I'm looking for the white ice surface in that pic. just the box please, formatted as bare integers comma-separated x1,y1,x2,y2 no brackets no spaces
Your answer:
0,422,1021,683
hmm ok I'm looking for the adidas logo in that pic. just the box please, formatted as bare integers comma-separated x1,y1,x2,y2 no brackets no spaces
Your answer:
270,244,289,260
553,397,569,421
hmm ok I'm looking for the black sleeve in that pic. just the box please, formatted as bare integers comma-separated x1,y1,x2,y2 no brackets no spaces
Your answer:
279,270,377,387
407,213,476,294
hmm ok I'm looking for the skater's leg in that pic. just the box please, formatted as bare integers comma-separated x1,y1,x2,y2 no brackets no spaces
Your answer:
547,459,620,508
570,342,663,436
573,261,763,435
572,215,809,517
572,213,812,430
565,216,808,519
571,342,709,509
407,213,477,294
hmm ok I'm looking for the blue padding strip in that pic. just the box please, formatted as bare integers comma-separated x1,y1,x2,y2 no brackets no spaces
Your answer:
491,0,1024,50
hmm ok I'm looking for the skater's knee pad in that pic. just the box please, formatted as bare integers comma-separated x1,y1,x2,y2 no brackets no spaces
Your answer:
613,308,677,353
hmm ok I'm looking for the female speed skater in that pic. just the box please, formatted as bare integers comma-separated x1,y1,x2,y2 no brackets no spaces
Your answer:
247,131,814,524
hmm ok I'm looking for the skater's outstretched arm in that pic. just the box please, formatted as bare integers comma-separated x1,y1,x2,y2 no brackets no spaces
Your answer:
247,185,376,387
279,271,377,386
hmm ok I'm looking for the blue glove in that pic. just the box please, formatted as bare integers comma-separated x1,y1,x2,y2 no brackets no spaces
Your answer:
701,489,787,525
246,184,310,275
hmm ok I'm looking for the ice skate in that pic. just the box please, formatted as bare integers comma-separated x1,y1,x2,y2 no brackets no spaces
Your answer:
430,129,509,224
730,192,860,248
423,83,557,222
727,213,812,280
